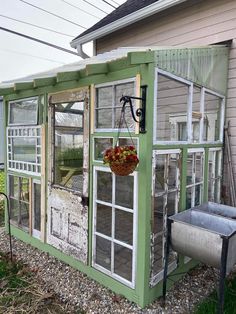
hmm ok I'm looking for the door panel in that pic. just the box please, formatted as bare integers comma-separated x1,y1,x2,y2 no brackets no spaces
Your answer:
47,88,89,263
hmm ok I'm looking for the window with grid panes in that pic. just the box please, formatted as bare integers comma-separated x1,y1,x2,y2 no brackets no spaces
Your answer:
95,80,135,130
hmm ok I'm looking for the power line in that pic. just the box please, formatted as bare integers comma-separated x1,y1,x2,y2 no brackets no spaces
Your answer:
79,0,109,15
0,14,75,38
0,48,65,64
60,0,101,19
101,0,116,9
0,26,80,56
18,0,87,29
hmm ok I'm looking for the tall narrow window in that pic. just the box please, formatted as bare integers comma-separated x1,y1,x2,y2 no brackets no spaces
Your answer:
32,180,41,238
155,72,191,142
9,175,30,230
208,149,222,203
93,167,137,287
186,150,204,209
53,102,83,191
150,150,180,286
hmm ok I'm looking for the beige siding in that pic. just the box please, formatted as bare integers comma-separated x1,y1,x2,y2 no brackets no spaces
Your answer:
96,0,236,201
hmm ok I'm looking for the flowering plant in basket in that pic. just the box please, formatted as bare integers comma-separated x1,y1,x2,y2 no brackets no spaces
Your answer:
103,145,139,176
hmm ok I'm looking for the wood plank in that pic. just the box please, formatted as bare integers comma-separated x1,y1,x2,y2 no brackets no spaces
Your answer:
57,71,80,82
34,77,56,88
40,125,46,243
14,82,34,91
29,178,33,236
85,63,108,76
90,84,95,134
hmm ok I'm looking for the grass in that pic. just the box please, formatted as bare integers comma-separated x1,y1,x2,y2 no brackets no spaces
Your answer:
195,274,236,314
0,252,83,313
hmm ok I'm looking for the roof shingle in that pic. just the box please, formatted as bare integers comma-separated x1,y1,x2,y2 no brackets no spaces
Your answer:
73,0,159,40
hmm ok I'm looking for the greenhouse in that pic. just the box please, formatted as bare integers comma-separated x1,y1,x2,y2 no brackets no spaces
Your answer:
0,46,229,307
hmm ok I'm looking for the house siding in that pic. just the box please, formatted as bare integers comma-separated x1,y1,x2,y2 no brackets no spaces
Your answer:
96,0,236,197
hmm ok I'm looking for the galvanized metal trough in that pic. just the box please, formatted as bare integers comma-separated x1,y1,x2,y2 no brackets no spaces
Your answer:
162,202,236,314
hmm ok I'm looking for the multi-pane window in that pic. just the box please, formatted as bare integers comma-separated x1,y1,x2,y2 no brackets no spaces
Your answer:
150,150,180,285
9,175,30,230
7,126,41,174
9,175,41,236
93,167,137,287
53,102,84,191
186,149,204,209
95,80,135,130
155,72,190,142
154,69,225,144
208,149,222,203
9,97,38,125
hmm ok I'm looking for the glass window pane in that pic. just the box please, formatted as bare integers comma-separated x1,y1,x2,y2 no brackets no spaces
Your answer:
33,183,41,231
96,204,112,237
115,176,133,208
114,244,132,282
94,138,113,161
192,87,201,142
96,86,113,108
95,236,111,271
54,103,84,191
118,138,137,148
156,74,189,141
55,112,83,128
154,155,165,194
115,209,133,245
12,138,36,163
9,175,19,198
96,109,112,129
97,171,112,203
204,92,222,141
9,98,38,125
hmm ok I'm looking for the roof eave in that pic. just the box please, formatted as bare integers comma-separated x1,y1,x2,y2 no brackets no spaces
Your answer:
70,0,188,48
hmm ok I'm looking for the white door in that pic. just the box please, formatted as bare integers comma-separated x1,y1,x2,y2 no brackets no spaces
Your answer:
47,88,89,263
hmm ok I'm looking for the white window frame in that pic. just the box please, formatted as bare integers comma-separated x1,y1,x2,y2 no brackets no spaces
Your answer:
93,136,139,164
186,148,205,209
208,148,222,203
7,126,42,176
92,166,137,288
153,68,193,145
150,149,181,286
153,68,225,145
8,96,39,126
94,78,136,133
203,88,225,143
32,179,41,239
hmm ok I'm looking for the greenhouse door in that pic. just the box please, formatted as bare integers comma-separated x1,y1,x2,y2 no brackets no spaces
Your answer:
47,88,89,263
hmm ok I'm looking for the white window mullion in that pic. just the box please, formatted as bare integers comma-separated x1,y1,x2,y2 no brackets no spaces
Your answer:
111,173,116,275
187,84,193,143
199,87,205,142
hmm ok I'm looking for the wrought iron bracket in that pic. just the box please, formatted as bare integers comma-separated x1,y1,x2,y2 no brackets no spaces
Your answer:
120,85,147,133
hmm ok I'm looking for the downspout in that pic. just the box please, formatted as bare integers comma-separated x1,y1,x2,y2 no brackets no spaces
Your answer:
76,43,89,59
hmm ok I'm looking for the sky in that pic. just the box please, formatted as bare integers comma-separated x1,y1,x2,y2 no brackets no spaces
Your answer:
0,0,126,83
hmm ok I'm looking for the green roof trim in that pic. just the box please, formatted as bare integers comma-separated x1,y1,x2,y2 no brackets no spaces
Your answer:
57,71,80,82
14,82,34,91
34,77,57,88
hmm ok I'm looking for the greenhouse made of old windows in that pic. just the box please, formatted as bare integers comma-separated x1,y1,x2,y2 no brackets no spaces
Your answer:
0,46,229,307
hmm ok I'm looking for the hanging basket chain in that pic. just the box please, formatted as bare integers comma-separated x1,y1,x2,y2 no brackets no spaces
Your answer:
115,98,135,147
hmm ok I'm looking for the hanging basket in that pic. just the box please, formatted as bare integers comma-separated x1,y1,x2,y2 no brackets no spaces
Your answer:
109,159,138,176
103,146,139,176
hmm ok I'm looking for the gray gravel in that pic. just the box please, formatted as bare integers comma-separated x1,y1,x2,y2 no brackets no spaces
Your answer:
0,229,220,313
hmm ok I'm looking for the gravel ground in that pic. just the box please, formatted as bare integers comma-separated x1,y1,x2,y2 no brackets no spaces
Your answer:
0,229,220,314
